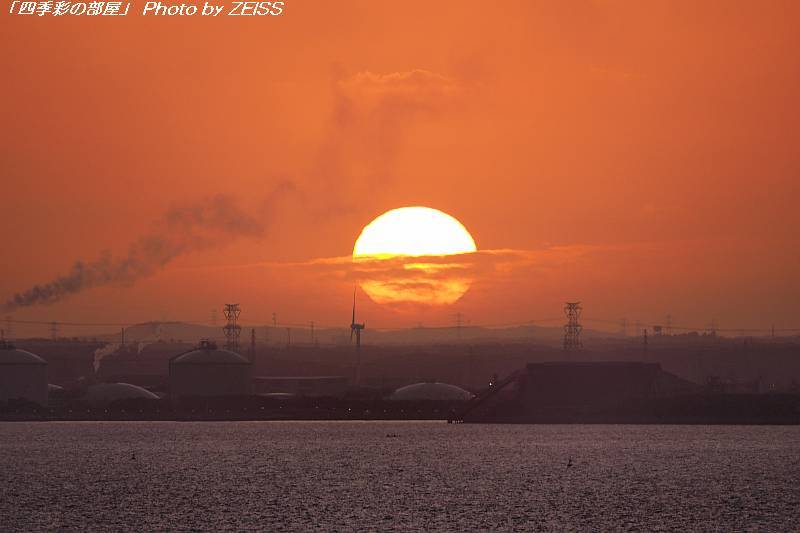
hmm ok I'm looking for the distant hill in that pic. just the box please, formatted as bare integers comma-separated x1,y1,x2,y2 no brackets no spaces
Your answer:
89,320,617,347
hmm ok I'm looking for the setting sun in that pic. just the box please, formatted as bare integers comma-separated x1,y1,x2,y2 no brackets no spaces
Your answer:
353,207,477,305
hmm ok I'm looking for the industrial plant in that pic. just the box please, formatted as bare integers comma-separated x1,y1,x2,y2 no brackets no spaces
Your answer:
1,300,799,423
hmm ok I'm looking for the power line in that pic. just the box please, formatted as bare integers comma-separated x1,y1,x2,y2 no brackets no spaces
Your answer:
3,316,798,336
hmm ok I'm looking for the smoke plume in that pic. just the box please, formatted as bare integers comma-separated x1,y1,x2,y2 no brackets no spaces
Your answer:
311,69,465,213
4,195,266,312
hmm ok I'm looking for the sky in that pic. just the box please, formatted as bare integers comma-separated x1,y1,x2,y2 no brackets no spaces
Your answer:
1,1,798,335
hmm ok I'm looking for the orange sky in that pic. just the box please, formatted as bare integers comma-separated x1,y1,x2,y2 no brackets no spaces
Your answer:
1,1,798,334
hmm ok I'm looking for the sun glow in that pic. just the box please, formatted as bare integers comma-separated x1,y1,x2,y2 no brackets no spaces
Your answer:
353,206,477,305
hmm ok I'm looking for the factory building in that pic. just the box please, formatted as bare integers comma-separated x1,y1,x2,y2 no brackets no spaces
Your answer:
390,382,474,401
169,340,252,399
456,361,702,423
82,383,160,408
518,361,698,408
519,362,660,407
0,341,48,406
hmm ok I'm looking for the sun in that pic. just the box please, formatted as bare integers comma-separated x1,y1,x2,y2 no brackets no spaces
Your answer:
353,206,477,305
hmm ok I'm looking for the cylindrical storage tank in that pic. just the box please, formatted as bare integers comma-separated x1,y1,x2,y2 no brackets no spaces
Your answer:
0,342,48,406
170,341,251,398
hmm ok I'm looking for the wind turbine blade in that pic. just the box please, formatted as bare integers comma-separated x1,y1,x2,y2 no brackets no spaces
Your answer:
352,287,356,325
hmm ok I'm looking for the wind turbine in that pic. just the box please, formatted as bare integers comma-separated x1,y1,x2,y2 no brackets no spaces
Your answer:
350,287,365,385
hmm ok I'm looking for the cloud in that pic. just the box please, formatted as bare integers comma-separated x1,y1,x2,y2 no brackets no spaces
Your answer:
250,245,605,307
335,69,462,121
243,69,467,229
312,69,466,211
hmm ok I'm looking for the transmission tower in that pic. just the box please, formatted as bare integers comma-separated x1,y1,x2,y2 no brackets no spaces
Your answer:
620,318,628,337
666,314,673,336
5,316,12,340
223,303,242,352
563,302,583,350
50,321,58,341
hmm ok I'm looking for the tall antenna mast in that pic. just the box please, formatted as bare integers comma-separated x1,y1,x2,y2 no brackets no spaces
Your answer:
643,328,648,356
250,328,256,362
223,303,242,352
563,302,583,350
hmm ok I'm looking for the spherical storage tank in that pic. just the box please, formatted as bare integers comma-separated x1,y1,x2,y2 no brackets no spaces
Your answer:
389,382,474,401
0,341,48,406
170,340,252,398
83,383,160,408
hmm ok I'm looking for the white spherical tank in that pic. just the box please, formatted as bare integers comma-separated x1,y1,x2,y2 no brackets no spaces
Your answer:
389,382,474,401
83,382,160,408
0,342,48,406
170,340,252,398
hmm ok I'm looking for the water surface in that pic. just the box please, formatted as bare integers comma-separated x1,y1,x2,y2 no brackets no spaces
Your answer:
1,422,798,531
